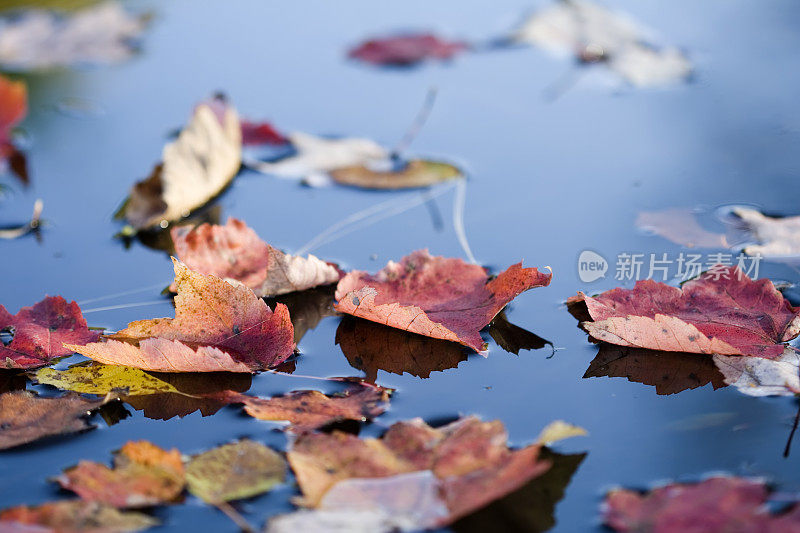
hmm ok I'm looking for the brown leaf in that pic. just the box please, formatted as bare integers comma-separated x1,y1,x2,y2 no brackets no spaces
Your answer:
572,266,800,359
287,417,574,528
335,250,552,352
120,95,241,231
336,317,469,381
171,218,341,297
329,159,462,190
66,259,294,373
604,476,800,532
56,441,185,508
232,381,391,432
0,390,113,450
584,344,727,395
0,501,157,533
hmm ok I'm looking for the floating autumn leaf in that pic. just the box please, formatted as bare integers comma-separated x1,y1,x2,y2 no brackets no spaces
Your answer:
56,441,185,508
487,311,551,356
452,449,585,533
241,120,287,146
348,33,468,66
245,131,387,184
270,286,336,344
713,348,800,397
286,416,584,530
0,390,113,450
335,250,552,353
512,0,691,87
584,344,727,396
604,476,800,532
0,501,158,533
231,381,391,432
336,317,470,382
329,159,463,190
171,218,341,297
0,73,27,184
733,207,800,258
0,2,149,71
571,266,800,359
186,440,286,503
636,208,731,249
0,295,98,370
118,95,242,231
66,260,294,373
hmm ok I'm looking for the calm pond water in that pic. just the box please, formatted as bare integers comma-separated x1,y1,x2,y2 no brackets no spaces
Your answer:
3,0,800,531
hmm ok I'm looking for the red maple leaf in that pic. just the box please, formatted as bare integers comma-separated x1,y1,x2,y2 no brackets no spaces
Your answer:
241,120,287,146
334,250,551,352
348,33,468,66
0,296,99,369
570,265,800,359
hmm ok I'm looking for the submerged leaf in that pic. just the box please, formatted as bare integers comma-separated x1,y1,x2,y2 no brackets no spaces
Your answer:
513,0,691,87
636,208,730,249
329,159,462,190
0,390,112,450
120,95,242,231
335,250,552,352
0,2,149,71
1,295,98,369
571,266,800,359
287,416,584,529
583,344,727,395
348,33,468,66
171,218,341,297
56,441,185,508
0,501,158,532
186,440,285,503
66,260,294,373
233,381,391,432
336,316,470,381
604,476,800,532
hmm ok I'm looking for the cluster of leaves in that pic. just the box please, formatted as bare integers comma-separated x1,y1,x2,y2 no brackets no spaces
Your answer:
346,0,692,88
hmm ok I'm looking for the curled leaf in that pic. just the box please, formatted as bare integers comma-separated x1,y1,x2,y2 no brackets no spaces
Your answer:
186,439,285,503
329,159,462,190
120,95,242,231
66,259,294,373
56,441,185,508
1,294,97,369
171,218,341,297
335,250,552,353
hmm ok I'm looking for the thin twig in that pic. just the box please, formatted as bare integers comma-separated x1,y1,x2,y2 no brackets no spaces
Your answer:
214,501,255,533
784,402,800,458
453,179,477,264
81,300,170,314
390,87,438,158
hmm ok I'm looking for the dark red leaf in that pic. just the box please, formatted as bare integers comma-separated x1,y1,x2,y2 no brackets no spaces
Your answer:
348,33,468,66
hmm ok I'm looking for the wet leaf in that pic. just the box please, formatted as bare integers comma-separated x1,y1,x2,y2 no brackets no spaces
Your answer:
453,450,586,533
636,208,730,249
733,207,800,258
246,131,387,183
487,311,551,355
348,33,468,66
336,316,470,381
0,2,149,71
571,266,800,359
186,440,285,503
0,295,98,369
171,218,341,297
604,476,800,532
535,420,587,445
335,250,552,353
713,348,800,397
287,416,584,528
329,159,462,190
241,120,287,146
119,95,242,231
56,441,185,508
583,344,727,395
66,259,294,373
0,390,113,450
232,381,391,432
513,0,691,87
0,501,158,532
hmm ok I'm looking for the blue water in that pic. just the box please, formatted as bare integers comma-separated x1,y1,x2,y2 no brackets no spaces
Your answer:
2,0,800,531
